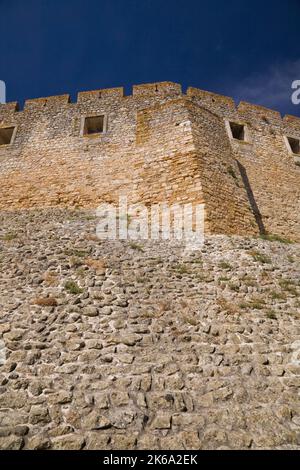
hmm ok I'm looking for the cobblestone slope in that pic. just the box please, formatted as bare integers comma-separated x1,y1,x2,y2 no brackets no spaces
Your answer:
0,209,299,450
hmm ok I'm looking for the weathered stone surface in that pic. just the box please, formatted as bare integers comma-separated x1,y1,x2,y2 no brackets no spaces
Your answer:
51,434,85,450
29,406,51,425
0,82,299,242
27,434,51,450
82,412,111,430
0,435,24,450
109,409,135,429
151,413,172,430
0,210,299,450
85,432,110,450
82,307,99,317
110,433,139,450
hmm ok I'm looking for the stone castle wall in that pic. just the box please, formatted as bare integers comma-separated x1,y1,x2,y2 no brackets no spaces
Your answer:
187,88,300,240
0,82,299,240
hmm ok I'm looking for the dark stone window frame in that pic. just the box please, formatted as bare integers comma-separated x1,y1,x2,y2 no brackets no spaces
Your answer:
0,125,17,146
285,135,300,156
80,114,108,137
225,120,250,144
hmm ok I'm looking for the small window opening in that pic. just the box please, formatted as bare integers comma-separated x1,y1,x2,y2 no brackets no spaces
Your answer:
0,126,15,146
287,136,300,155
229,122,245,141
83,115,104,135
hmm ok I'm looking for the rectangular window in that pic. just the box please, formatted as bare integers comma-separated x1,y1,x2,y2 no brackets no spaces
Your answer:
229,122,245,141
0,126,16,146
286,136,300,155
82,115,106,136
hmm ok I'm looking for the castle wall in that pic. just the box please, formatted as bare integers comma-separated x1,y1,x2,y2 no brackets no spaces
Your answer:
0,83,183,209
133,98,203,208
186,101,257,235
0,82,299,240
188,88,300,241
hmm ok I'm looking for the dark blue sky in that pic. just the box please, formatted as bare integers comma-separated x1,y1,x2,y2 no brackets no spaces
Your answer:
1,0,300,115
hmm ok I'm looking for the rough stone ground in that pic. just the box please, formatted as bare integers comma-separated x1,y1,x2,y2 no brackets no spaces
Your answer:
0,208,299,450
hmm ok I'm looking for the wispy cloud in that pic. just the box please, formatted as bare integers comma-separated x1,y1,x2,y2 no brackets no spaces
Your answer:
230,60,300,114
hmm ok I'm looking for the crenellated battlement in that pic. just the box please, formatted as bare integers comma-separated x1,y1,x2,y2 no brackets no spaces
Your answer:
1,81,300,129
187,87,236,111
23,94,71,111
132,81,182,97
0,101,19,115
77,87,124,103
0,81,299,241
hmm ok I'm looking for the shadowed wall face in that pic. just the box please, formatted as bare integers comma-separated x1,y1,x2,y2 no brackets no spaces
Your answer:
188,87,300,241
0,82,299,240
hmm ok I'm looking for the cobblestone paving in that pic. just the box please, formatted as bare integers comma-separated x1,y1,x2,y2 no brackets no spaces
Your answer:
0,209,299,449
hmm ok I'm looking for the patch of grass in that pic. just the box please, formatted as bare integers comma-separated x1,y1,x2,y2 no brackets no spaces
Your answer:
84,234,100,242
216,297,240,315
1,232,18,241
69,256,84,268
174,264,189,275
238,302,249,309
42,272,59,286
192,258,203,265
129,242,144,252
219,276,230,282
64,249,88,257
249,250,272,264
279,279,298,295
243,278,257,287
227,165,237,179
266,310,277,320
261,270,271,280
270,291,287,301
250,300,266,310
64,280,83,295
140,311,155,319
73,249,89,257
228,283,240,292
241,297,266,310
240,297,266,310
159,300,172,312
85,257,106,273
287,255,295,264
76,267,87,278
260,234,294,244
219,261,233,270
149,257,163,265
33,297,58,307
